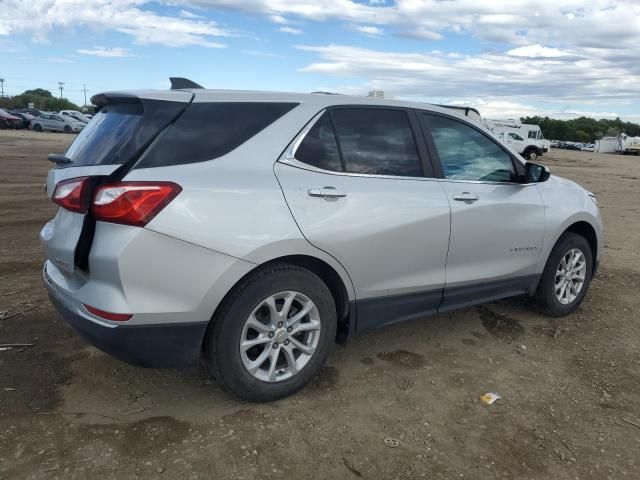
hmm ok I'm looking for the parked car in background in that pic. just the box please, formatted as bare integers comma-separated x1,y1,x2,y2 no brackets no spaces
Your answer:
31,113,85,133
0,109,23,129
59,110,91,123
10,111,36,129
13,107,44,117
41,85,602,402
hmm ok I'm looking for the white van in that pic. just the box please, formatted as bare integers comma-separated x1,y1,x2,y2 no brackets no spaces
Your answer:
484,119,551,161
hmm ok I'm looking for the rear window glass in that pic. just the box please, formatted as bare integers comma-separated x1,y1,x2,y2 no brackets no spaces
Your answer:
65,103,142,166
137,102,298,168
331,108,422,177
294,112,342,171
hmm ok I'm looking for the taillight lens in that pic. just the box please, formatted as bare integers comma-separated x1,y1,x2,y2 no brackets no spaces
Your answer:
92,181,182,227
84,304,132,322
52,177,90,213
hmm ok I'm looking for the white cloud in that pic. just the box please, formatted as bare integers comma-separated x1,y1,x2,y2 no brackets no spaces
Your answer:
296,43,640,106
279,26,302,35
351,24,383,37
395,28,443,41
179,10,205,19
507,44,571,58
77,47,132,57
269,14,289,24
0,0,232,48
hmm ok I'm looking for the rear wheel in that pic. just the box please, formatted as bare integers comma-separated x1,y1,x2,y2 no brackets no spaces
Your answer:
204,264,337,402
33,124,43,132
534,233,593,317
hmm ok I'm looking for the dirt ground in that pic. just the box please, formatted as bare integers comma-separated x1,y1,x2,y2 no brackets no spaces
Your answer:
0,129,638,480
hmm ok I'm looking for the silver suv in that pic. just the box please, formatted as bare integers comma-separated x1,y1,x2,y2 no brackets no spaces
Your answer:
41,83,603,401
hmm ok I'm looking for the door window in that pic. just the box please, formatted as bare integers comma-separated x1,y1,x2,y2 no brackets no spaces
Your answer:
509,133,524,141
332,108,422,177
294,112,342,172
425,114,517,182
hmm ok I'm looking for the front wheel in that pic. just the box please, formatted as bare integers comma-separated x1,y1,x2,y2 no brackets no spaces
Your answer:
204,264,337,402
534,233,593,317
33,124,43,132
64,125,72,134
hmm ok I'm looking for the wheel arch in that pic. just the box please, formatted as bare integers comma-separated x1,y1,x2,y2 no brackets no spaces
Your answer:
564,221,598,272
206,254,354,346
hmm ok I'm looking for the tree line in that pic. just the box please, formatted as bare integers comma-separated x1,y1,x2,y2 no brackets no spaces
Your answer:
0,88,82,112
520,116,640,143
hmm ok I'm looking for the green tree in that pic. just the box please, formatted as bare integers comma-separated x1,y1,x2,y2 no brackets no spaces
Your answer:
521,116,640,141
0,88,81,111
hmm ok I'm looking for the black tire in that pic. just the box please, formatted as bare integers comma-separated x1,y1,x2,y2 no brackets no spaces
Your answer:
522,147,539,161
534,233,593,317
204,263,337,402
33,124,43,132
64,125,72,134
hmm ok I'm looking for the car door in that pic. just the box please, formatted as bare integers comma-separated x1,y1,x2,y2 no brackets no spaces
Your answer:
38,114,51,130
419,111,546,310
52,115,65,131
275,107,451,331
506,132,526,152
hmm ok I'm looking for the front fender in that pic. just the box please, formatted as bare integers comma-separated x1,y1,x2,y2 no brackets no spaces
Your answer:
535,177,603,274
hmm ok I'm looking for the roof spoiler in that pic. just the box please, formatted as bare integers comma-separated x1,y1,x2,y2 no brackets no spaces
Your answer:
170,77,204,90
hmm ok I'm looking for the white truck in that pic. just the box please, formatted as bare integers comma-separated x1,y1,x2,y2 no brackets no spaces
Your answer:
483,119,551,161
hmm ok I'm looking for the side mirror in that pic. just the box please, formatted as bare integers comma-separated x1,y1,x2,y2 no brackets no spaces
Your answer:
525,162,550,183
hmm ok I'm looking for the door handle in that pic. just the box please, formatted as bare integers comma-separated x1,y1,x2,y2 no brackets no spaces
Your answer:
453,192,479,203
308,186,347,198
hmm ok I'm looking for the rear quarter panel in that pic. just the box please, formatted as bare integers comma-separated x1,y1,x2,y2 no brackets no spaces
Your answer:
123,102,356,301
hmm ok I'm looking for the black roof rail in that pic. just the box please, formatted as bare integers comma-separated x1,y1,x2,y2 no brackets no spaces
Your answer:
170,77,204,90
435,104,481,119
310,91,341,95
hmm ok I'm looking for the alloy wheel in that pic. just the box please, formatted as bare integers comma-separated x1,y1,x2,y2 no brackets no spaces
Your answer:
555,248,587,305
240,291,321,382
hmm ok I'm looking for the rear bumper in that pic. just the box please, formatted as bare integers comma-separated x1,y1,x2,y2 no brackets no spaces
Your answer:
44,266,208,368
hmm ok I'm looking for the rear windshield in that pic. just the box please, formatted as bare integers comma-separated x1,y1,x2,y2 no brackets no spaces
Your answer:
65,103,142,166
136,102,298,168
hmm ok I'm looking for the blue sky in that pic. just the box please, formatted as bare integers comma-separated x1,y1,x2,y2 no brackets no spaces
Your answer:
1,0,639,121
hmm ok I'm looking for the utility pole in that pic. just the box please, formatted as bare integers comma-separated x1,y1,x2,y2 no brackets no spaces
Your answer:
82,84,88,106
0,78,4,97
58,81,64,100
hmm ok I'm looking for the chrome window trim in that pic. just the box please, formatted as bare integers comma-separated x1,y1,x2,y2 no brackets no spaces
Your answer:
279,108,536,187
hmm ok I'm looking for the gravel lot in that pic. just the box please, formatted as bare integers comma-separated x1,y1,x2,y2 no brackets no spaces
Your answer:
0,129,639,479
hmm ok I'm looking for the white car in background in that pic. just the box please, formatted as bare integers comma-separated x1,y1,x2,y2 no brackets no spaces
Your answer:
31,113,85,133
59,110,91,123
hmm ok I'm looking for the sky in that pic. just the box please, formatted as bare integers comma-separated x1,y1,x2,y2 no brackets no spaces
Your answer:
1,0,639,121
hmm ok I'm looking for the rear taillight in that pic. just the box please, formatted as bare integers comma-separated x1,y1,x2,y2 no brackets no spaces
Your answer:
84,304,132,322
52,177,91,213
92,181,182,227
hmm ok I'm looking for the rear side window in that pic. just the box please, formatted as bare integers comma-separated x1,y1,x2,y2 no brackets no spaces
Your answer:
294,112,342,171
65,103,143,166
331,108,422,177
138,102,298,168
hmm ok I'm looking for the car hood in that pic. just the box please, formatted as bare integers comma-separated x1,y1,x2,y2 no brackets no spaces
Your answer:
0,112,21,120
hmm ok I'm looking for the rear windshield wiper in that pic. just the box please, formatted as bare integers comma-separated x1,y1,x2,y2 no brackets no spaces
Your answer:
48,154,73,165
